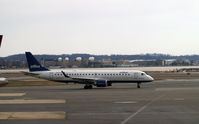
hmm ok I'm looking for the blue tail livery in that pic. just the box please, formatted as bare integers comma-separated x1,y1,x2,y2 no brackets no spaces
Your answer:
25,52,49,72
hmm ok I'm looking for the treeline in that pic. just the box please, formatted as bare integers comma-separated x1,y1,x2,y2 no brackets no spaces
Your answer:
1,53,199,61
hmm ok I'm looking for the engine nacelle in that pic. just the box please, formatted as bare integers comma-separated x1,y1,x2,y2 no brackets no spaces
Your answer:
95,80,108,87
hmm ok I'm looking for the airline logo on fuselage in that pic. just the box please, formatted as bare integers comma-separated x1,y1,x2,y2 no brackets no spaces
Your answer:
119,72,128,74
30,65,41,69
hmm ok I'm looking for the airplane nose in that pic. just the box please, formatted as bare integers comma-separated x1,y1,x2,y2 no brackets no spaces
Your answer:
147,75,154,81
151,76,154,81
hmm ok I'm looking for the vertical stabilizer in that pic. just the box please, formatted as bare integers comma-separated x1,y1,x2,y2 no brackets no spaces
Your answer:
25,52,49,72
0,35,3,47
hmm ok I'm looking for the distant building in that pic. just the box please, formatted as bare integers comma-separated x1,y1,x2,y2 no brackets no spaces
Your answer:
163,59,176,66
129,59,162,66
192,60,199,66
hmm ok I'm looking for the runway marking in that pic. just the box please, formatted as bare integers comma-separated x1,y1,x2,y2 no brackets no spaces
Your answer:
120,95,165,124
114,101,137,104
0,111,66,119
155,87,199,91
0,99,66,104
0,93,25,97
174,98,184,101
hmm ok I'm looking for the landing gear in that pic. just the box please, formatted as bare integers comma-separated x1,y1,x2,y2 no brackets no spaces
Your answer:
84,84,93,89
107,82,112,86
137,83,141,88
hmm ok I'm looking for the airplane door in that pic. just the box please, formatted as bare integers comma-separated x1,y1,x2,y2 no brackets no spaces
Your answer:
134,72,139,79
49,72,54,79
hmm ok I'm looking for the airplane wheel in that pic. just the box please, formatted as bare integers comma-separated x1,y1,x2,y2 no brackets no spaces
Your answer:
84,85,88,89
84,84,93,89
88,85,93,89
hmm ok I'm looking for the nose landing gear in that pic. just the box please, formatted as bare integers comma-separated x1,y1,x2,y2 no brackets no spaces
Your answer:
137,82,141,88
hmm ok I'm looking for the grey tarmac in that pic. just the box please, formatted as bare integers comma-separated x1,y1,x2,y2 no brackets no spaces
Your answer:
0,80,199,124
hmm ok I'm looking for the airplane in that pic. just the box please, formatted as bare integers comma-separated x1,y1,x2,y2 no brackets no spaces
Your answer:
25,52,154,89
0,78,8,86
0,35,8,86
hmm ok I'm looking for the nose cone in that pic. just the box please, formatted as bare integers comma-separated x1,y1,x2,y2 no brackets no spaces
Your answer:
147,75,154,82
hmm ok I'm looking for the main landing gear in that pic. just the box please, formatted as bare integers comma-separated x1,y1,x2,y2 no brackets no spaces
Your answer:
137,82,141,88
84,84,93,89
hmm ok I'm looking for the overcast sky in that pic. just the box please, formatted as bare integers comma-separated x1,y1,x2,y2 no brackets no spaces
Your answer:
0,0,199,57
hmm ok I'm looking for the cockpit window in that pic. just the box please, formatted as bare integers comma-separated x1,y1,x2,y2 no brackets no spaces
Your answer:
141,73,144,76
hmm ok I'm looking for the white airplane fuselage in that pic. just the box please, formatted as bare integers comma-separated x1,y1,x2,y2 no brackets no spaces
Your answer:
25,52,154,89
32,70,153,84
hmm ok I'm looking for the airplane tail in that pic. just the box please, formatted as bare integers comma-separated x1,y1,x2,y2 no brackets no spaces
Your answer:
25,52,49,72
0,35,3,47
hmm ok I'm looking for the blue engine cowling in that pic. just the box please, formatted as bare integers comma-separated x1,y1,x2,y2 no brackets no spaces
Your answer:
95,80,111,87
95,80,107,87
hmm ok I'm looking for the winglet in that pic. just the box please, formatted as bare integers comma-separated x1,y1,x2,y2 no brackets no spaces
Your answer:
61,71,70,78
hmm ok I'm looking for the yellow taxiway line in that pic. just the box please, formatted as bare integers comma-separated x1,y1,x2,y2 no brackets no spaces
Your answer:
0,99,66,104
0,93,25,97
0,111,66,119
156,87,199,91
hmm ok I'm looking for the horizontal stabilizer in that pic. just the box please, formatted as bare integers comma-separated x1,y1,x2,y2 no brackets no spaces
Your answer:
21,71,40,76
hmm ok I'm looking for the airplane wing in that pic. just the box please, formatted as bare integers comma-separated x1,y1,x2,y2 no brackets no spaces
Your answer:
61,71,101,84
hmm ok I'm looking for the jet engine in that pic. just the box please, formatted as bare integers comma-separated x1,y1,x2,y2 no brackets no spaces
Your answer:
95,80,111,87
